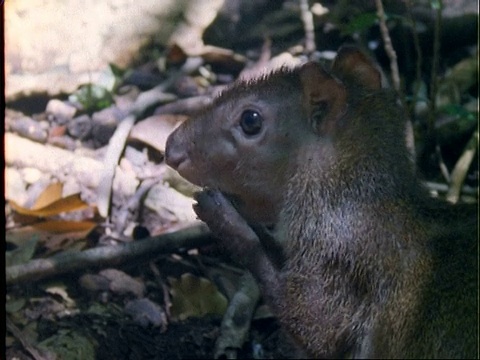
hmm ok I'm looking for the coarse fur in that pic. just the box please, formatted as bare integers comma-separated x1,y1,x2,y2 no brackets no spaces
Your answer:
165,46,478,358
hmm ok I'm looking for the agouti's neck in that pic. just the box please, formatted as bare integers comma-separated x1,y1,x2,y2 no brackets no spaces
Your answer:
228,192,283,226
281,141,422,250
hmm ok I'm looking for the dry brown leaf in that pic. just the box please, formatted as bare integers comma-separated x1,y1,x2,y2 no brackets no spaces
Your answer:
9,193,90,218
32,220,97,234
32,182,63,210
7,222,96,255
129,114,187,153
166,43,188,65
200,45,247,72
8,182,97,252
40,230,91,254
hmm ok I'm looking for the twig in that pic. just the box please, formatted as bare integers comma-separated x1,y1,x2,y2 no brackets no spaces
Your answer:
6,222,212,286
446,127,479,204
97,57,204,218
427,0,443,135
149,261,172,319
97,115,136,218
425,181,478,196
114,177,160,235
436,144,451,183
214,273,261,359
405,0,424,117
6,316,52,360
375,0,400,93
375,0,415,156
299,0,316,56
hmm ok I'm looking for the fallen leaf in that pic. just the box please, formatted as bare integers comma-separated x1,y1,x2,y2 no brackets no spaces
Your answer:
129,114,187,153
9,193,90,218
32,220,97,234
41,234,89,254
6,297,27,314
8,223,96,255
38,330,96,360
169,273,227,321
43,284,76,307
144,183,197,224
32,182,63,210
7,226,51,247
5,237,39,267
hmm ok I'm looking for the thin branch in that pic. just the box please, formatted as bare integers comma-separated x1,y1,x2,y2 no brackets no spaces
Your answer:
425,181,478,196
405,0,424,116
299,0,316,56
427,0,443,134
446,127,479,204
114,177,160,235
97,57,204,218
375,0,415,156
6,222,212,286
375,0,401,93
96,115,136,218
6,316,51,360
214,273,261,359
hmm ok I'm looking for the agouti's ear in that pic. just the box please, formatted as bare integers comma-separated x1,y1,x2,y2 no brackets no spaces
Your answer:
332,46,382,90
299,62,347,135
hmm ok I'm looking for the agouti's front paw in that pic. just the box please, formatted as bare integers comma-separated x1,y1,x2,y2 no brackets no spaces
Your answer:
193,189,247,236
193,189,260,257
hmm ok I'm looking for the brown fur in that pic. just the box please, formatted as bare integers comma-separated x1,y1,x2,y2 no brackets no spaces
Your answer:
165,46,478,358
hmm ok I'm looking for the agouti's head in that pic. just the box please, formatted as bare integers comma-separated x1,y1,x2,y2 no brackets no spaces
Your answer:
165,46,382,224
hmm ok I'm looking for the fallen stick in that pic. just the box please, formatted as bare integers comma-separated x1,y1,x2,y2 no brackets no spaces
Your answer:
214,272,261,359
5,132,138,195
6,222,212,286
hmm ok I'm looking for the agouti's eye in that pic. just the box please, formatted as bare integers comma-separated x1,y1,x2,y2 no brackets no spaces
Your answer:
240,110,263,135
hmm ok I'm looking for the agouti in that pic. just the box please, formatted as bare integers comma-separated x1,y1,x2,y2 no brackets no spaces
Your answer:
165,46,478,358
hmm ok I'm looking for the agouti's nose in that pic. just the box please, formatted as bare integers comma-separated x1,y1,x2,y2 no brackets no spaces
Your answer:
164,134,186,170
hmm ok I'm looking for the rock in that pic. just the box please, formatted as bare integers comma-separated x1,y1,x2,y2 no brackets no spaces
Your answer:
99,269,146,298
21,167,44,184
91,107,123,146
45,99,77,120
5,167,28,205
8,116,48,143
124,298,167,329
68,115,93,140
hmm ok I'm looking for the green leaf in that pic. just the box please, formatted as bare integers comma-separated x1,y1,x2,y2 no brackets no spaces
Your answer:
440,104,476,122
430,0,442,10
342,12,378,36
108,63,127,78
169,273,228,321
69,84,114,113
6,297,27,314
38,330,96,360
5,237,39,267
